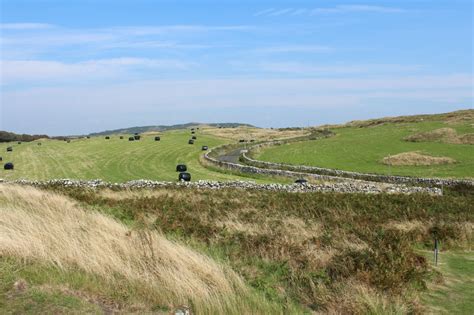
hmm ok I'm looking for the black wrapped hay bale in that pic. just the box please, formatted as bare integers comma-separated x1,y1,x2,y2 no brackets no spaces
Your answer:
188,139,194,144
239,139,245,143
178,172,191,182
129,137,135,141
202,145,208,151
17,142,21,144
134,135,141,140
176,164,187,172
154,136,161,141
192,136,197,140
4,162,14,170
0,157,2,161
6,147,12,152
105,136,110,140
295,179,308,184
191,131,195,134
119,136,124,139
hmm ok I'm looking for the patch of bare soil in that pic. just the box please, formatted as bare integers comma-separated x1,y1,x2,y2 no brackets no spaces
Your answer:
381,152,456,166
404,128,474,145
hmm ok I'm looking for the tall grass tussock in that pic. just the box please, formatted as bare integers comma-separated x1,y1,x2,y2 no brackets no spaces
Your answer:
0,185,284,314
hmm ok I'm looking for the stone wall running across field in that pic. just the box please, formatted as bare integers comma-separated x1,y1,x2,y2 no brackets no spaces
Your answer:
0,178,442,195
238,142,474,188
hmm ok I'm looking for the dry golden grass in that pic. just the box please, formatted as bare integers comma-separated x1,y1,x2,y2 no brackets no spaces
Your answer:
381,151,456,166
345,282,409,315
97,188,203,201
0,185,271,313
385,220,427,233
459,133,474,144
201,125,310,141
404,128,474,145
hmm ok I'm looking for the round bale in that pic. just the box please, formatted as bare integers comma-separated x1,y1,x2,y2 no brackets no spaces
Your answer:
119,136,124,139
105,136,110,140
178,172,191,182
176,164,187,172
128,137,135,141
134,135,141,140
154,136,161,141
192,136,197,140
4,162,14,170
202,146,208,151
188,139,194,144
295,179,308,184
6,147,12,152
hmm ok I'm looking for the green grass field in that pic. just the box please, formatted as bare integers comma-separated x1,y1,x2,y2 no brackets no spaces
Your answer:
0,130,250,182
255,120,474,178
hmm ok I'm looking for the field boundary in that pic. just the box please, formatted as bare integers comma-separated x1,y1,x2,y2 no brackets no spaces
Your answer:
0,178,442,195
240,143,474,187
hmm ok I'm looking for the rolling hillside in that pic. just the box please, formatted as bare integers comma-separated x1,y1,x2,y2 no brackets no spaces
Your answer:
88,122,254,137
254,110,474,179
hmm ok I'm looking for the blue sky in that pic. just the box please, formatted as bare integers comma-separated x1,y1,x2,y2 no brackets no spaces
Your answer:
0,0,472,135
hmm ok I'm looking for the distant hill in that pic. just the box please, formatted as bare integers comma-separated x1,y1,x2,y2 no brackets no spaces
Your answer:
88,122,255,136
0,130,50,143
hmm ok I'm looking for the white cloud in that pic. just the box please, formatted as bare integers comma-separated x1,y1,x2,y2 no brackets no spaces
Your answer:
3,74,471,110
256,4,404,17
2,74,471,134
0,58,195,85
0,23,54,30
268,8,294,17
252,45,332,54
0,23,251,59
254,8,276,17
250,62,423,75
337,5,404,13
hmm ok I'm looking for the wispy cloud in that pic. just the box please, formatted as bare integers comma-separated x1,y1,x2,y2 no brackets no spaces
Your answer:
254,8,276,17
268,8,294,17
256,62,423,75
0,58,195,85
255,4,404,17
252,45,332,54
336,5,404,13
3,73,471,133
0,23,55,30
0,23,251,59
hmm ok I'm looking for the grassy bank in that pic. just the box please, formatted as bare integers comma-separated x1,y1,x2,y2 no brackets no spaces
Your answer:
255,119,474,179
0,185,295,314
33,184,473,313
